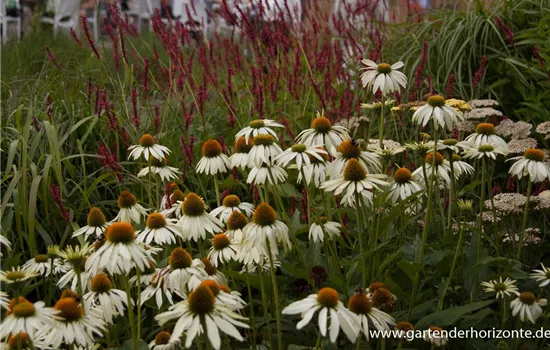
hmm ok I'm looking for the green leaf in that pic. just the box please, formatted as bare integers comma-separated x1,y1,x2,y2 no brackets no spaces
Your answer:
397,260,423,281
116,339,149,350
415,300,494,330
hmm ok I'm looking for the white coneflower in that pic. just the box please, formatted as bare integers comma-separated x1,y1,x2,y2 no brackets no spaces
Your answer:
388,167,423,203
137,212,183,246
208,233,239,267
347,293,395,340
73,207,110,241
464,123,507,147
275,143,327,169
22,253,67,277
359,60,407,95
230,137,253,170
0,332,37,350
138,157,181,182
450,155,475,178
412,95,463,131
129,259,158,287
57,244,91,292
295,112,350,156
239,203,291,265
328,140,381,179
128,133,170,161
164,247,208,295
297,152,329,188
240,257,282,274
0,299,57,339
461,143,509,160
235,119,283,143
225,211,248,243
437,138,461,154
155,284,249,350
321,159,389,207
149,331,180,350
405,139,436,155
210,195,254,224
481,277,519,299
196,139,231,175
177,193,223,242
83,274,129,324
0,291,9,310
423,326,448,347
510,292,547,324
412,152,452,186
531,264,550,288
248,134,283,167
112,190,149,224
508,148,550,183
282,287,359,343
309,217,341,243
0,267,37,285
201,258,228,287
141,270,175,308
39,297,105,349
247,163,288,186
86,222,149,275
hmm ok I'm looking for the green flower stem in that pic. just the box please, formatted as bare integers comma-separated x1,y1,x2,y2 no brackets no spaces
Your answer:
517,178,533,260
472,157,487,302
257,265,273,346
213,174,220,207
300,168,312,225
446,154,455,238
136,270,142,339
122,277,137,350
245,267,258,350
356,197,368,290
379,99,385,148
438,212,464,310
266,238,283,350
408,124,438,319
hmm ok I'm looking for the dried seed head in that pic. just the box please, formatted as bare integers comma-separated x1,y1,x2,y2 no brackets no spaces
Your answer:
106,222,135,244
139,134,156,147
188,285,215,315
12,302,36,318
222,195,241,207
253,134,275,146
377,63,392,74
252,203,277,226
212,234,231,250
338,140,361,159
343,158,367,182
348,294,372,315
227,211,248,230
169,248,192,269
54,297,83,322
427,95,446,108
201,258,217,276
519,292,536,305
311,116,332,133
475,123,495,135
34,254,49,263
425,152,444,166
234,137,253,153
316,287,339,308
146,213,167,229
117,190,137,208
394,168,412,184
87,207,106,227
200,280,220,296
154,331,171,345
524,148,545,162
202,140,223,158
91,273,112,293
181,193,205,216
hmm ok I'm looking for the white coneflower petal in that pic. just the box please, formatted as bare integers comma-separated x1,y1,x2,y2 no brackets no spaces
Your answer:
295,112,350,156
360,60,407,95
197,140,231,175
531,263,550,287
235,119,283,144
510,292,547,324
128,134,171,161
177,193,223,242
508,148,550,183
412,95,463,131
481,277,519,299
